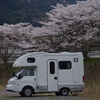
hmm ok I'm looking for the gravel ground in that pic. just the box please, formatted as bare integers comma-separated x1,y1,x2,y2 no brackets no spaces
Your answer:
0,92,99,100
0,91,19,97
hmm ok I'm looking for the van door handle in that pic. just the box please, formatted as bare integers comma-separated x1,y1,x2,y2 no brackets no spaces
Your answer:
34,78,36,81
54,77,57,80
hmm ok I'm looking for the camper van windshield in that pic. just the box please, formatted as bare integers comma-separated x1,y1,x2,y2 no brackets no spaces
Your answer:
20,68,34,77
15,68,34,77
15,68,23,77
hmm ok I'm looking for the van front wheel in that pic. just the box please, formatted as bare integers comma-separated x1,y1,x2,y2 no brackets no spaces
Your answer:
22,87,33,97
60,88,69,96
19,92,24,96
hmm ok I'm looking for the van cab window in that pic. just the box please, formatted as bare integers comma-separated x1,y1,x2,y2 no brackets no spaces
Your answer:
21,68,34,77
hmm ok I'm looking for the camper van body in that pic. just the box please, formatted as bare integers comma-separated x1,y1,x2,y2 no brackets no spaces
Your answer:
6,52,85,97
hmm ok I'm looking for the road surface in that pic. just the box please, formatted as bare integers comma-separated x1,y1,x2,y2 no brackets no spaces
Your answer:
0,92,99,100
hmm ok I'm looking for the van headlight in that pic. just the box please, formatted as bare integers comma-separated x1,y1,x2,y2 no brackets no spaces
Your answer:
8,81,15,85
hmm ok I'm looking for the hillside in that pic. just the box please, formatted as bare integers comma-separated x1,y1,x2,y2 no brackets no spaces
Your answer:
0,0,83,26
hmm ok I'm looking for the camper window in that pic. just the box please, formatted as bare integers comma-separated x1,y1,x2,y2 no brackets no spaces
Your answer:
27,58,35,63
50,62,55,74
59,61,71,69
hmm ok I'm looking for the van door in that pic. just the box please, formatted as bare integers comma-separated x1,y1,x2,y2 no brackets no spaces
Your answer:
15,68,36,92
47,60,58,92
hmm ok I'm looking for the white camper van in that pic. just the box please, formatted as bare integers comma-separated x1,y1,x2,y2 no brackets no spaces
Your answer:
6,52,85,97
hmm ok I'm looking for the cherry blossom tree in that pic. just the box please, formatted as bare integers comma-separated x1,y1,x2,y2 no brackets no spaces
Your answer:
31,33,68,53
40,0,100,59
0,0,100,63
0,22,62,67
0,23,34,67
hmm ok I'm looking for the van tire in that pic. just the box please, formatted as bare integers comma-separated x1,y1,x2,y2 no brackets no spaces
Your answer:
60,88,69,96
19,92,24,96
22,87,33,97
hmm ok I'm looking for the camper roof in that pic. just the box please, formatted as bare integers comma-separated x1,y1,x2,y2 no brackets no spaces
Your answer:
13,52,82,67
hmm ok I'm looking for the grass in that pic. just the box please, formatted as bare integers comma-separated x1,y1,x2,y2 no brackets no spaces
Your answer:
84,58,100,64
0,85,5,92
82,59,100,98
78,81,100,98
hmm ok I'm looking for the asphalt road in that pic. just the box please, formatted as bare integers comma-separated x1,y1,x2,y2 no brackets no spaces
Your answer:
0,92,98,100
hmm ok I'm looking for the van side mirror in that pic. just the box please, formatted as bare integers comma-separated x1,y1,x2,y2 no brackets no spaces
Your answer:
17,74,22,79
12,72,15,77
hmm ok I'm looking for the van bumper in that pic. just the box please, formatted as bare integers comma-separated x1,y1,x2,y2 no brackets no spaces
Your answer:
71,83,85,92
6,85,16,92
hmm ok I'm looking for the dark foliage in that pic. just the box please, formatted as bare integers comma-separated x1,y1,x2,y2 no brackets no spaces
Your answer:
0,0,84,26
